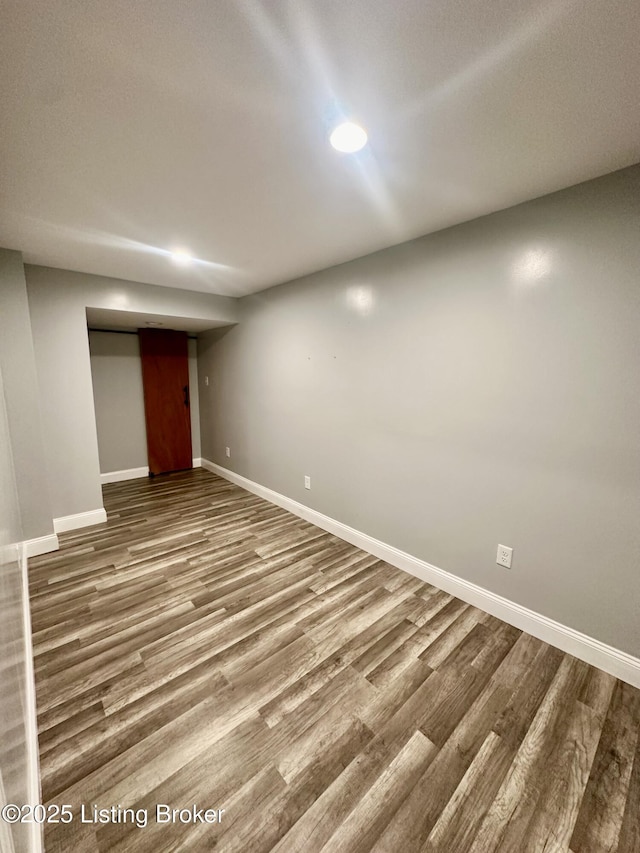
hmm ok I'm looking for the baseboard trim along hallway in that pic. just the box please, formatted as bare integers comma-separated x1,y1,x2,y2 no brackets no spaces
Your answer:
23,533,59,558
53,508,108,534
100,466,149,484
100,459,203,485
201,458,640,689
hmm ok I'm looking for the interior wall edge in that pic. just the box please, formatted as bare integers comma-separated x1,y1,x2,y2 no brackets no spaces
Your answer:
201,458,640,690
20,543,44,853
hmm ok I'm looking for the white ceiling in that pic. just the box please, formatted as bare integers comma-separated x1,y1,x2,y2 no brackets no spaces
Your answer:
1,0,639,297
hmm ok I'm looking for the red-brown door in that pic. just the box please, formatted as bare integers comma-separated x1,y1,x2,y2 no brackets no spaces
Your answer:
139,329,192,475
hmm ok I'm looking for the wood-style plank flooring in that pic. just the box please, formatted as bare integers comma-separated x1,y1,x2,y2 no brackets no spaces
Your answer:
29,469,640,852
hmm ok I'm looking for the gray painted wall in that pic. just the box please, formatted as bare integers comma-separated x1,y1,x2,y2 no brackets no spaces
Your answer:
25,267,236,519
0,249,53,539
199,164,640,657
89,331,201,474
89,332,147,474
0,370,22,546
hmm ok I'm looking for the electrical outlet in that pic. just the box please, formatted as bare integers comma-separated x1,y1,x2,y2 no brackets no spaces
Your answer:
496,544,513,569
205,375,209,386
304,475,311,490
225,447,231,458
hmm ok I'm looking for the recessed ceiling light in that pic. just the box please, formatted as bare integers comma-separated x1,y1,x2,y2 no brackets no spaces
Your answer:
329,122,368,153
171,249,192,266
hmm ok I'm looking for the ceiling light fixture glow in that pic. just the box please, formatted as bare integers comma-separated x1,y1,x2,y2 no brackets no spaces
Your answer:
171,248,193,266
329,122,368,153
513,247,553,282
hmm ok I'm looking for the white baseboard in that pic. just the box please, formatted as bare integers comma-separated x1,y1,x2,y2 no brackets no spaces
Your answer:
53,508,107,534
201,458,640,689
19,543,44,853
101,466,149,484
23,533,59,558
101,460,202,484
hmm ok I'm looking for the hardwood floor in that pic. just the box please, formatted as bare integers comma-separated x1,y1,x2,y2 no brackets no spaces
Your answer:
29,469,640,852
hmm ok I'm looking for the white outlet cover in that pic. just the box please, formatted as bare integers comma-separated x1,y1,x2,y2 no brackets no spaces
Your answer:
304,475,311,489
225,447,230,457
497,544,513,568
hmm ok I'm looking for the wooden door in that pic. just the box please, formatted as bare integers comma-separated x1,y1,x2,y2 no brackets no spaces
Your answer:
139,329,192,475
